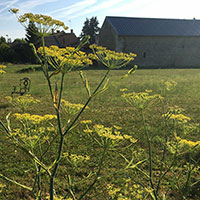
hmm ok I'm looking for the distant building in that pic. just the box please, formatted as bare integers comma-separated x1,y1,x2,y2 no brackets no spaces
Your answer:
98,16,200,68
44,29,79,47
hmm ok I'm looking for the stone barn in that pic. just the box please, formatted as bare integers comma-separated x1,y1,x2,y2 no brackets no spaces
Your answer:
97,16,200,68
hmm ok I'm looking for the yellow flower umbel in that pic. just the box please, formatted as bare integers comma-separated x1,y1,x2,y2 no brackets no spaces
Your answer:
162,106,191,124
175,136,200,148
0,65,6,74
61,99,86,115
90,45,136,69
37,46,92,73
9,8,68,37
5,95,40,112
63,152,90,167
122,89,163,110
12,113,57,148
160,80,177,91
93,124,137,143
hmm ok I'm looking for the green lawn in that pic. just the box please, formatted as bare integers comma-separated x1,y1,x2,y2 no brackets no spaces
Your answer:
0,64,200,199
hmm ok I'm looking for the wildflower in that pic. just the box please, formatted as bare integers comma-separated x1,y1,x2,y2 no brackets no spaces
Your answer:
113,125,122,130
160,80,177,92
63,153,90,166
122,90,163,110
163,106,191,123
176,136,200,147
0,65,6,74
120,88,128,92
81,120,92,124
6,95,40,112
61,99,86,115
0,182,6,193
92,124,137,143
90,44,136,69
10,9,68,37
83,129,93,133
14,113,56,124
9,8,19,14
37,46,92,73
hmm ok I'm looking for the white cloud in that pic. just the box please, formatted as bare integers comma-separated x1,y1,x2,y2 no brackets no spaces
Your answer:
16,0,58,13
109,0,154,17
69,0,124,19
109,0,200,19
0,0,19,14
48,0,97,19
48,0,96,15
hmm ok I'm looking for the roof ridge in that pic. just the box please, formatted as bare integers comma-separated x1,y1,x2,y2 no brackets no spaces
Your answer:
106,16,200,22
105,16,200,36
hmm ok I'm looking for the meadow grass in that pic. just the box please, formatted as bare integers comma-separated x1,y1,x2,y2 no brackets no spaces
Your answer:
0,64,200,199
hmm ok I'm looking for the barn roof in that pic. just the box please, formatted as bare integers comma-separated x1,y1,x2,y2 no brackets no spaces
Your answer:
44,31,79,47
106,16,200,36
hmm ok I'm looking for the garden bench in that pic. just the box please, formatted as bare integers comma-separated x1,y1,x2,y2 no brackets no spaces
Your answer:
11,77,31,96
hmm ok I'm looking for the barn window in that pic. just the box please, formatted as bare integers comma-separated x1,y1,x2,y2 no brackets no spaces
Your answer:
143,52,146,58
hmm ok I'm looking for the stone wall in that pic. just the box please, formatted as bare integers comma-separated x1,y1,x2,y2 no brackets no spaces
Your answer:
97,20,117,51
118,36,200,68
98,20,200,68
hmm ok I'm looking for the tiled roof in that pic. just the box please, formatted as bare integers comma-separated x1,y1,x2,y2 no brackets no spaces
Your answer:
106,16,200,36
44,31,79,47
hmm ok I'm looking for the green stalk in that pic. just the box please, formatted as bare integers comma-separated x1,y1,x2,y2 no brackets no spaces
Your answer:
141,110,157,200
155,135,168,195
78,142,108,200
41,36,54,101
184,152,194,193
0,119,10,135
63,69,110,136
49,135,64,200
58,73,65,109
0,173,32,191
49,99,64,200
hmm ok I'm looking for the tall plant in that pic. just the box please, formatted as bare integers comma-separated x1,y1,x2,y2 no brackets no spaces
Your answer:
0,9,136,200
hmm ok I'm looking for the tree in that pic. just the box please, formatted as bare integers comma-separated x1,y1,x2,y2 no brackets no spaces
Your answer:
25,21,40,47
80,17,100,44
0,36,6,44
24,21,41,63
0,43,15,62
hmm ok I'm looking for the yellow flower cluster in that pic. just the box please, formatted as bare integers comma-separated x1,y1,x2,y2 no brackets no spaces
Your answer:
94,124,123,140
10,9,68,36
37,46,92,73
160,80,177,91
0,182,6,193
61,99,86,115
93,124,137,143
163,107,191,123
6,95,40,105
120,88,128,92
5,95,40,112
176,136,200,147
6,95,40,112
90,44,136,69
11,113,57,148
164,113,191,123
107,184,121,196
107,179,144,200
0,65,6,74
122,89,163,110
63,152,90,163
81,120,92,124
14,113,57,124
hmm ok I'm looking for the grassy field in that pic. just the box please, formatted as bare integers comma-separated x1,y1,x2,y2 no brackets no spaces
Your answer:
0,64,200,199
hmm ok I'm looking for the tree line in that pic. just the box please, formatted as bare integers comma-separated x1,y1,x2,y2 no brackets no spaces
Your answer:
0,17,100,64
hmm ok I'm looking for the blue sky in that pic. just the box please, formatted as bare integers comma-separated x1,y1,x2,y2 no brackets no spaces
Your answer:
1,0,200,41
